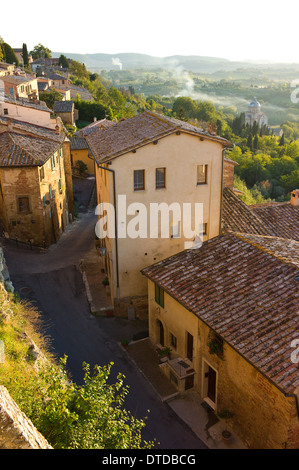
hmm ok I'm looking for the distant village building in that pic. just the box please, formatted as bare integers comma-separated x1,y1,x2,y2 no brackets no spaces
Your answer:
0,117,74,246
0,95,52,128
53,100,77,126
0,74,39,101
12,49,33,66
245,97,268,127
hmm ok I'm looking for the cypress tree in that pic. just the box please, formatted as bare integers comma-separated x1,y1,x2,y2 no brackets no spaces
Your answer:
22,43,29,67
3,43,19,66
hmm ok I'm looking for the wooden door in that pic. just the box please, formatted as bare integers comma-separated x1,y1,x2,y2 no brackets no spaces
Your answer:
207,366,216,403
158,320,164,346
186,332,193,361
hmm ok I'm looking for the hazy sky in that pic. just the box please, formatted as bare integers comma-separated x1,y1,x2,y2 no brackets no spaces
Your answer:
1,0,299,63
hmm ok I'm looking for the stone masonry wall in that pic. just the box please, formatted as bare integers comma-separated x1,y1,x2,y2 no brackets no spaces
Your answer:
0,386,52,449
0,248,51,449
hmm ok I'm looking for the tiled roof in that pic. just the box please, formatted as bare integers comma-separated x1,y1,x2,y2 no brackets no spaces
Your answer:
86,111,231,163
142,233,299,395
3,95,51,112
46,72,69,81
0,131,63,167
222,187,272,236
1,74,36,85
75,119,116,137
222,187,299,241
250,202,299,241
0,115,64,141
53,100,74,113
70,136,89,150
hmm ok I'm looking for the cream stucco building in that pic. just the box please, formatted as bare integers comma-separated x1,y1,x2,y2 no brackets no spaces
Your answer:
86,111,231,316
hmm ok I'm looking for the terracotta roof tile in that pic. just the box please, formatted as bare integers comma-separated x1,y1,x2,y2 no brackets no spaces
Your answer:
142,233,299,395
250,202,299,241
86,111,231,163
0,132,63,167
70,136,89,150
222,187,271,236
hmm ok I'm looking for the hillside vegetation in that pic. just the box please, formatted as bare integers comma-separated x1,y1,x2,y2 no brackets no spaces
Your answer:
0,283,154,449
62,57,299,203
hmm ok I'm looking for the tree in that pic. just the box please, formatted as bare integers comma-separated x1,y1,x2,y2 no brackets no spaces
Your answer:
22,43,29,67
58,54,69,69
74,98,113,122
2,42,19,66
32,357,155,449
0,37,4,62
30,43,52,60
172,96,197,120
279,133,285,146
39,88,63,109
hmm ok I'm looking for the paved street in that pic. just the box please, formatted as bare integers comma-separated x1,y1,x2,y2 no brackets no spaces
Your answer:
1,180,207,449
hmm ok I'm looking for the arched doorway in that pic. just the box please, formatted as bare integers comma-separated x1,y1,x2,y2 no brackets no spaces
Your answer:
156,319,164,347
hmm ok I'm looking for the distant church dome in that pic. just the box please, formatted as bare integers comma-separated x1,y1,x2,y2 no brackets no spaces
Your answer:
249,97,261,109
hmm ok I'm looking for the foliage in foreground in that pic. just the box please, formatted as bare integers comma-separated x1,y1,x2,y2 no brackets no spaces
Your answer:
34,358,154,449
0,290,154,449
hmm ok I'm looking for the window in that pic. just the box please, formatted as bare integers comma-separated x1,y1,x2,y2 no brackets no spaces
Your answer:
155,283,164,308
50,155,56,171
197,164,208,185
18,196,30,213
3,108,8,115
49,185,53,199
40,166,45,180
156,168,166,189
134,169,145,191
170,333,177,350
58,179,62,194
43,195,47,207
201,223,207,236
171,221,181,239
9,87,14,96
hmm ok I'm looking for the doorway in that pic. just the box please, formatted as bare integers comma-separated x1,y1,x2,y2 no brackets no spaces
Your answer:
202,360,217,409
156,320,164,346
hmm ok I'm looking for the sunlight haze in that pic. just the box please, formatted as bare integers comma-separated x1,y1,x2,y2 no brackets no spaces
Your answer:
1,0,298,63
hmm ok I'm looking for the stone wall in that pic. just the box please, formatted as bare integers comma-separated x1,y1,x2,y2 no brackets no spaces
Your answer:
0,248,51,449
223,159,236,190
0,386,52,449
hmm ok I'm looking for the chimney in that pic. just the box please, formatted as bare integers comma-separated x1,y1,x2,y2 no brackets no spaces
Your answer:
290,189,299,207
6,118,13,132
93,117,97,122
55,124,60,135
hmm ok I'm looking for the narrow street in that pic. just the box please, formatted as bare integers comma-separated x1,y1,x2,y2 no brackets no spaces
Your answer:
1,179,207,450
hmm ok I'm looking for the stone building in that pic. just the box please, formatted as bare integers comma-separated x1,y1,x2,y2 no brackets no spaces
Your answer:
245,97,268,127
0,119,73,247
1,74,39,100
86,111,231,316
142,232,299,449
53,100,76,126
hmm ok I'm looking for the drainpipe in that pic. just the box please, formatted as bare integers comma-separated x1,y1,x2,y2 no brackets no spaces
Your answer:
87,145,120,300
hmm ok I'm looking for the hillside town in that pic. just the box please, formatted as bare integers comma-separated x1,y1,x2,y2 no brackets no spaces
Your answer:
0,47,298,451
